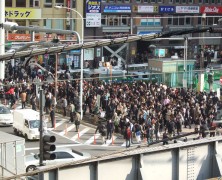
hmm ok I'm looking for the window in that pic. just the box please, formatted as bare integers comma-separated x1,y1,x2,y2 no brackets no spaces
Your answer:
169,0,173,3
55,0,64,6
5,0,12,7
185,16,191,25
101,15,107,25
182,0,186,3
136,0,141,2
15,20,26,33
217,0,221,3
151,0,156,2
144,0,148,2
205,0,209,3
16,0,26,7
211,0,215,3
124,0,130,2
121,15,129,25
175,0,180,2
44,19,52,29
198,0,202,3
109,0,114,3
30,0,40,7
44,0,52,7
54,152,74,159
168,16,173,25
140,16,161,26
30,20,40,26
188,0,193,2
117,0,122,2
157,0,162,2
55,19,64,29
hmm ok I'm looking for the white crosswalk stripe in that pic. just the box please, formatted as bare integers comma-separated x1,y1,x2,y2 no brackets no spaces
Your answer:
71,128,90,141
84,134,100,145
59,124,75,136
101,136,117,147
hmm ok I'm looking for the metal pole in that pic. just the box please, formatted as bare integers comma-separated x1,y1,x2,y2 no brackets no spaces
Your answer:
0,0,5,80
39,89,44,166
54,53,58,116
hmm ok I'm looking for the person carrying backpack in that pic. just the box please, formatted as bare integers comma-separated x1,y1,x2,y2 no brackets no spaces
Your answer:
95,121,106,144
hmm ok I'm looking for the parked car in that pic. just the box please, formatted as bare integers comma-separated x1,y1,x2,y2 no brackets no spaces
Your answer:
0,104,13,126
25,148,91,172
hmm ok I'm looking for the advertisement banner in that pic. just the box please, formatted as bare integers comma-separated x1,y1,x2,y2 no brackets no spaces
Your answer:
138,6,154,13
7,34,41,41
176,6,199,13
86,0,101,13
104,5,131,13
200,6,222,14
5,8,41,19
86,13,101,27
159,6,175,13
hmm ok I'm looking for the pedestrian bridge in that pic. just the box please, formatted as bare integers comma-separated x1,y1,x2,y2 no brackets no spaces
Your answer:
10,136,222,180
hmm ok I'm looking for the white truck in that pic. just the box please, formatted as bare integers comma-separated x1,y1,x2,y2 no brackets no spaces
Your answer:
13,109,46,140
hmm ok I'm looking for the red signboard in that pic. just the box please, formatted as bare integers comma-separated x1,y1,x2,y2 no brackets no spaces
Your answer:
7,34,40,41
200,6,222,14
67,0,70,12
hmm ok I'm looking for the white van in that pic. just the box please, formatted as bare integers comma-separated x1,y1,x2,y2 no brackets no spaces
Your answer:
13,109,47,140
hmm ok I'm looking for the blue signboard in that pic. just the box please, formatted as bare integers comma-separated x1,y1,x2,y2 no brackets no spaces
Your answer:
159,6,175,13
104,5,131,13
86,0,101,13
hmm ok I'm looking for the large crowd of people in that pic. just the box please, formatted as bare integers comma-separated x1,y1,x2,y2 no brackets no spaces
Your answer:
0,62,222,147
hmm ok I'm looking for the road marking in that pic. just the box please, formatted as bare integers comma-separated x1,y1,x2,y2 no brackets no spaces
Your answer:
48,129,81,144
58,124,75,136
101,136,117,147
25,144,81,151
84,134,100,145
71,128,90,141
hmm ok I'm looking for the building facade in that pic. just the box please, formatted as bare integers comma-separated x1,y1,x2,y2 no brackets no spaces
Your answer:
4,0,222,68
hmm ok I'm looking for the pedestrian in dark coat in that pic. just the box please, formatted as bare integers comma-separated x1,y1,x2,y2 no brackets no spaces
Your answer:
50,106,55,128
106,119,114,140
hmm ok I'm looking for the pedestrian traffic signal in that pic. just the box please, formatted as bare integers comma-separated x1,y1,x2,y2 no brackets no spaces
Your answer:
43,135,56,160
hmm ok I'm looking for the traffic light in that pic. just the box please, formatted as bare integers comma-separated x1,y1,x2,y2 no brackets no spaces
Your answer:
43,135,56,160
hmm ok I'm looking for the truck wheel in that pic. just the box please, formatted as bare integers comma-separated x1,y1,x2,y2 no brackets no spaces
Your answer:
26,165,36,172
25,134,29,141
13,129,17,135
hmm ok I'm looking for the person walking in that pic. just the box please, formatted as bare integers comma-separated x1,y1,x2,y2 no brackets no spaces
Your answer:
69,102,75,123
20,90,27,109
125,122,131,148
50,105,55,128
106,119,114,140
62,96,68,117
95,121,106,144
74,111,81,132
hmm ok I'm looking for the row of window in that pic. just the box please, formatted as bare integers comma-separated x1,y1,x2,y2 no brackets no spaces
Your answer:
12,16,219,34
5,0,221,7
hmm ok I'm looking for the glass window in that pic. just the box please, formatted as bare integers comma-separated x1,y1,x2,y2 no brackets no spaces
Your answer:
169,0,173,3
205,0,209,3
124,0,130,2
56,0,64,5
44,0,52,7
16,0,26,7
179,17,184,25
188,0,193,2
55,19,64,29
217,0,221,3
117,0,122,2
44,19,52,29
198,0,202,2
185,17,191,25
121,15,128,26
29,120,40,129
211,0,215,3
207,17,213,25
136,0,141,2
144,0,148,2
151,0,156,2
157,0,162,2
5,0,12,7
182,0,186,3
0,106,11,114
30,20,40,26
30,0,40,7
175,0,180,2
198,17,201,25
101,15,107,26
168,16,173,25
109,0,114,2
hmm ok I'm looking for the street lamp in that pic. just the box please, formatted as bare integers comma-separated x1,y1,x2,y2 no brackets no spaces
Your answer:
55,5,84,120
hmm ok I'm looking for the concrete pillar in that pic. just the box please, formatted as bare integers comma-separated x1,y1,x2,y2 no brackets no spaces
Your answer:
0,0,5,80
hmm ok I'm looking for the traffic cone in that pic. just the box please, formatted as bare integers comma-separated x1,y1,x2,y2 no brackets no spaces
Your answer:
93,134,96,145
78,129,80,140
112,135,114,145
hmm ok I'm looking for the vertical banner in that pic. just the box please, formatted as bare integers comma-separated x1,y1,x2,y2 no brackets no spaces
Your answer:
86,0,101,27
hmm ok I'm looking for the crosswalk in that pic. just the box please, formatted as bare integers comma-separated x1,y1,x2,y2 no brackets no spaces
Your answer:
48,119,138,147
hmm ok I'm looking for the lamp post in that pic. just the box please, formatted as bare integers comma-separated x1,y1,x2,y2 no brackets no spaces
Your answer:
55,5,84,120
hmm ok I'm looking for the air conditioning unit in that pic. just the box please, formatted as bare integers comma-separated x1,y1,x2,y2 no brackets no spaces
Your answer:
55,3,64,6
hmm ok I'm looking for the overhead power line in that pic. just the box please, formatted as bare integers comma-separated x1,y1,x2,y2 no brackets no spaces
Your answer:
0,26,221,62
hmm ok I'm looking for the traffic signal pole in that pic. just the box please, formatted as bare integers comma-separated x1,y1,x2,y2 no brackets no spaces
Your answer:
39,88,44,166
